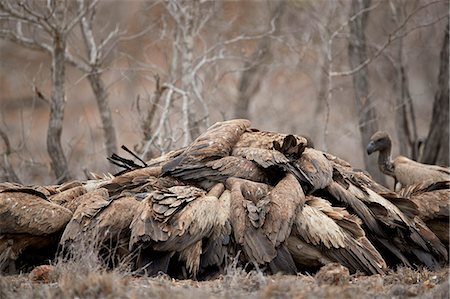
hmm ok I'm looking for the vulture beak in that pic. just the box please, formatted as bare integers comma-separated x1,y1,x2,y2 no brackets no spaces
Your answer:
366,141,376,155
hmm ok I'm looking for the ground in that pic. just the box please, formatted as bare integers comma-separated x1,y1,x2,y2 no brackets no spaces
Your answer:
1,263,448,299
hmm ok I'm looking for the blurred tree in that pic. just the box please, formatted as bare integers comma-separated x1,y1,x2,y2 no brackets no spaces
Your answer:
421,19,449,166
347,0,386,185
137,0,282,158
0,1,76,181
0,128,21,183
234,1,286,120
76,0,118,163
0,0,120,181
389,0,418,160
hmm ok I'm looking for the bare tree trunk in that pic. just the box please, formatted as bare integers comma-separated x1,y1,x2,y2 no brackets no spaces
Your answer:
393,50,410,156
180,0,197,143
135,76,164,160
392,40,418,158
233,41,269,119
421,20,449,166
390,2,418,160
234,1,285,120
0,129,21,183
48,31,71,182
87,71,117,158
348,0,386,185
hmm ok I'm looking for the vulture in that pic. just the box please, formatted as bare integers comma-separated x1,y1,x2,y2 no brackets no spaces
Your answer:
366,131,450,187
287,196,387,275
226,173,305,274
129,183,231,278
161,119,251,186
59,185,144,267
324,161,448,269
398,180,450,245
161,119,312,190
60,188,111,246
0,187,72,273
4,119,448,278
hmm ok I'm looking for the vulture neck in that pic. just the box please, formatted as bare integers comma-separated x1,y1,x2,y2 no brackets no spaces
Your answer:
377,142,395,177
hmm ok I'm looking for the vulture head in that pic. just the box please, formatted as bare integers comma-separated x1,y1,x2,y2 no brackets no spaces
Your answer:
366,131,391,155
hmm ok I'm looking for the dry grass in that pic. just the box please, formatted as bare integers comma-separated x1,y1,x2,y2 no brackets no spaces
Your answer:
2,232,448,298
1,259,448,299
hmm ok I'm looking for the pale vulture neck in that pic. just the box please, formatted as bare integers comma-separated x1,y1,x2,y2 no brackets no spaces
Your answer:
377,140,395,177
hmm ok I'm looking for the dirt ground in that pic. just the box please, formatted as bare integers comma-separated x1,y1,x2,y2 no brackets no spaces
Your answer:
1,264,448,299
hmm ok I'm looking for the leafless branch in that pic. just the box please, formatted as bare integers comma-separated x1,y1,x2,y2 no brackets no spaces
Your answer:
331,0,446,77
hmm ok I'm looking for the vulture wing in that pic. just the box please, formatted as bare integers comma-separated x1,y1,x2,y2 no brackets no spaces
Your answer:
293,196,386,275
295,148,333,191
227,177,276,265
60,188,110,244
0,189,72,235
162,119,251,176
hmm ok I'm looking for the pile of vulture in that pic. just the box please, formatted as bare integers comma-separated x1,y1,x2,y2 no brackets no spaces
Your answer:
0,119,449,279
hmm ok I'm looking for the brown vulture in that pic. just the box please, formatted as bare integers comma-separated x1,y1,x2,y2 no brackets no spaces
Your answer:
129,183,231,278
287,195,387,275
398,180,450,245
366,131,450,187
226,173,305,274
0,187,72,273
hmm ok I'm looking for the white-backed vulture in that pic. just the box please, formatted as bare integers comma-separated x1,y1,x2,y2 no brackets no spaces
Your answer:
226,173,305,274
60,188,111,246
325,162,448,269
366,131,450,187
59,185,142,267
294,148,333,192
398,180,450,245
49,185,88,212
161,120,312,189
234,130,309,152
161,119,251,178
231,146,312,187
100,169,183,200
161,155,269,186
129,183,231,278
0,188,72,273
288,196,387,275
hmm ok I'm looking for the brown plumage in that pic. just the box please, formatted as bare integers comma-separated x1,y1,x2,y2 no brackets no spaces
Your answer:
161,119,251,179
367,131,450,187
398,180,450,244
234,130,308,151
129,183,231,278
0,188,72,273
288,196,386,275
161,120,313,190
100,168,182,199
325,162,448,269
226,173,304,274
294,148,333,192
49,185,88,212
60,188,111,246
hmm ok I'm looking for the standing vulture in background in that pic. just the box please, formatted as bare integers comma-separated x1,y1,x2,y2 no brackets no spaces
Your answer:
0,188,72,273
366,131,450,187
